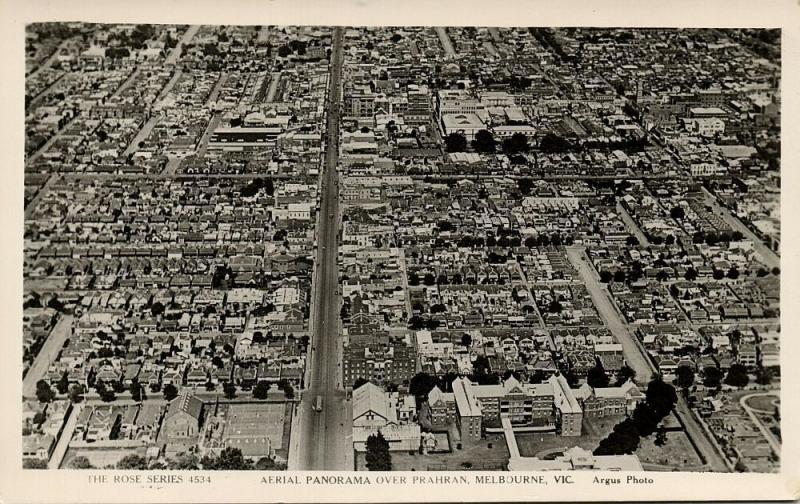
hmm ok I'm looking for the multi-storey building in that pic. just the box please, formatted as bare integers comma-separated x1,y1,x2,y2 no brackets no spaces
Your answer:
342,340,416,389
344,85,376,118
573,380,643,418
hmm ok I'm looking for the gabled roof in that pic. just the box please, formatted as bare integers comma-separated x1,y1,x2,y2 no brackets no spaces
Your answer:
427,385,454,406
352,382,391,423
166,392,203,420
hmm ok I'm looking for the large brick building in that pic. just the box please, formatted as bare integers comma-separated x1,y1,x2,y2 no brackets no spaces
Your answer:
427,374,643,442
342,340,416,390
162,392,204,457
573,380,643,417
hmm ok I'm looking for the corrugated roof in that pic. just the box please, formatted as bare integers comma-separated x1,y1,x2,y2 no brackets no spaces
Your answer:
352,382,390,422
452,377,482,417
166,392,203,420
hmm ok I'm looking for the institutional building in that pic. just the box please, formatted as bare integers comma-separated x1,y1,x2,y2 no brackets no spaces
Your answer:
427,374,643,442
352,382,420,452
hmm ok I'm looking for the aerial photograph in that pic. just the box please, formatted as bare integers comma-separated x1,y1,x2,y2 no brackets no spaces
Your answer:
22,24,780,473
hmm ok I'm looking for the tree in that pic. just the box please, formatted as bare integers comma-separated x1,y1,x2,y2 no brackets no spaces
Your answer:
684,268,699,281
130,379,144,401
631,402,660,437
253,380,270,400
599,270,614,283
365,431,392,471
645,376,678,419
96,382,116,402
587,363,610,388
33,411,47,425
163,383,179,401
70,456,94,469
670,206,686,220
117,454,148,470
255,456,279,470
594,418,640,455
150,301,165,316
472,355,491,376
755,367,772,386
461,333,472,347
654,429,667,446
409,372,437,398
472,130,496,153
444,133,467,153
676,365,695,390
539,133,572,153
626,236,640,247
278,45,292,58
169,452,199,470
547,299,563,314
36,380,55,404
23,458,49,469
56,371,70,395
202,447,253,470
725,364,750,388
68,385,84,404
503,133,529,154
727,267,740,280
615,365,636,386
703,366,723,389
223,382,237,399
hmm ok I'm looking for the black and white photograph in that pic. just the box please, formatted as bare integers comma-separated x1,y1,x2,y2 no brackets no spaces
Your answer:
2,0,798,502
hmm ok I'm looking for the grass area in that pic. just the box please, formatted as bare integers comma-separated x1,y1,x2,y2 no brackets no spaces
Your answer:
63,446,146,469
355,432,509,471
516,414,703,470
516,415,623,458
744,394,779,413
636,430,703,468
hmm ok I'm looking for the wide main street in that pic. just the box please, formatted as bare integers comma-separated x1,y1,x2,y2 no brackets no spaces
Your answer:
293,27,349,470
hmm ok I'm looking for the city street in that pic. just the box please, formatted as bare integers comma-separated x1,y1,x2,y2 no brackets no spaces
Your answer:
566,246,730,472
565,246,654,382
294,26,351,470
23,315,73,399
48,403,82,469
701,187,780,270
165,25,200,65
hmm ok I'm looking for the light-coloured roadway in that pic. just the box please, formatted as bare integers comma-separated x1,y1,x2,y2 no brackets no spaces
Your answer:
294,27,351,471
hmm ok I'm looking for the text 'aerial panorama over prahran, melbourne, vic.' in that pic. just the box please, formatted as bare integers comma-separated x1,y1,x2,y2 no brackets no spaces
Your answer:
22,24,780,473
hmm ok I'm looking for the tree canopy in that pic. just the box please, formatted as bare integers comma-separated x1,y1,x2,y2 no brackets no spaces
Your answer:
587,363,610,388
444,133,467,153
365,431,392,471
472,130,496,153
